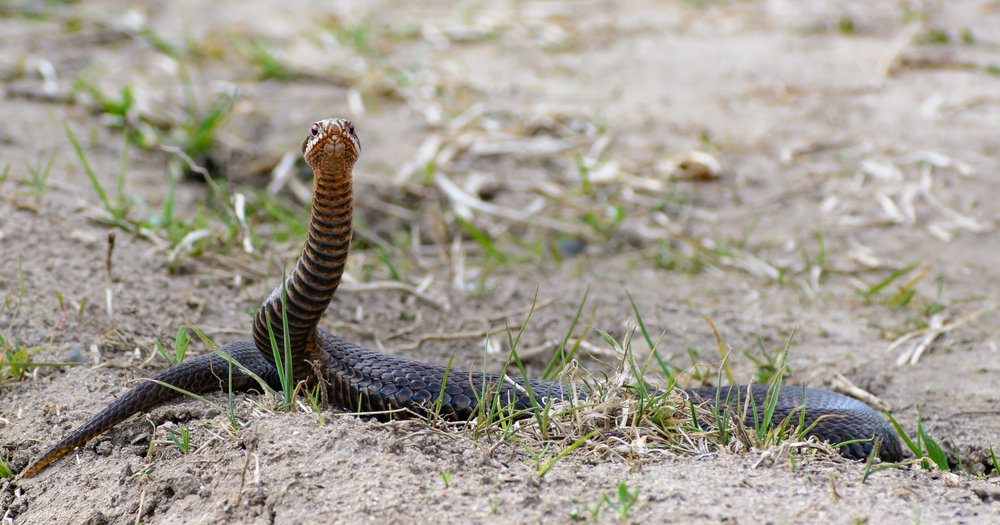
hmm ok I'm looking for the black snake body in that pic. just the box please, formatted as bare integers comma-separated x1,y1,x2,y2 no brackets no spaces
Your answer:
21,119,901,478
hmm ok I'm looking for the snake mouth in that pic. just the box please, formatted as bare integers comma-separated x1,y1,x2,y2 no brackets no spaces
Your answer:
302,118,361,162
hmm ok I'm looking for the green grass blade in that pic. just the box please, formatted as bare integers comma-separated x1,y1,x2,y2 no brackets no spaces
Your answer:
918,420,949,470
505,295,544,431
864,263,918,297
0,454,13,478
264,306,293,409
279,276,293,405
433,353,456,418
760,332,794,440
189,327,274,394
542,288,589,380
64,121,112,214
885,411,919,457
455,215,505,262
538,430,598,477
174,326,189,364
627,291,677,381
116,133,129,210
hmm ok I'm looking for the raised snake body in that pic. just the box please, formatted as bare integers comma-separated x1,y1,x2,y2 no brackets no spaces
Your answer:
21,119,902,478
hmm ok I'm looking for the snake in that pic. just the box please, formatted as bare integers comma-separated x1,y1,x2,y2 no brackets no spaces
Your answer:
20,118,902,478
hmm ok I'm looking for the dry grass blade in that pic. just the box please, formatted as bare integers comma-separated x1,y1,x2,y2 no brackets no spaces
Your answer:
339,279,447,310
397,328,504,351
433,170,591,237
891,304,995,365
452,324,829,476
830,373,892,412
919,166,991,237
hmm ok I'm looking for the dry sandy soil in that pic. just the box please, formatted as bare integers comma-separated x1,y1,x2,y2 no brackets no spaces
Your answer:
2,0,1000,523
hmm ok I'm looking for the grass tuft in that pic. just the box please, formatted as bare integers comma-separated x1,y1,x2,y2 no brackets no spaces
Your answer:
0,259,75,382
155,326,191,366
168,427,191,454
885,411,950,471
0,452,12,478
542,289,591,380
22,150,56,205
263,272,295,411
570,481,641,521
439,469,453,489
244,38,297,81
459,301,846,482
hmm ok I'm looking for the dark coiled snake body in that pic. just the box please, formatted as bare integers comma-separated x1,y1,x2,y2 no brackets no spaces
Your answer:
21,119,901,478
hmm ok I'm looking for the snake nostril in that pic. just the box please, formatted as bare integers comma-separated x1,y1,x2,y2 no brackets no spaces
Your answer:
311,125,319,136
345,121,355,134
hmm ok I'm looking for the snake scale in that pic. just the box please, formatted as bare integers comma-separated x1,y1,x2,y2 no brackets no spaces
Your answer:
21,118,902,478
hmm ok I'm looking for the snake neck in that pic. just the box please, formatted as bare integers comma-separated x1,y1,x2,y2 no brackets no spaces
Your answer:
252,163,353,381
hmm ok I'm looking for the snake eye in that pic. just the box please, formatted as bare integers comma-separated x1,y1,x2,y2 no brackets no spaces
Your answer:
311,124,320,136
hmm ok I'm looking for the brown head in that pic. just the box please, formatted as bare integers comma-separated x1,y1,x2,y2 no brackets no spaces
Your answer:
302,118,360,175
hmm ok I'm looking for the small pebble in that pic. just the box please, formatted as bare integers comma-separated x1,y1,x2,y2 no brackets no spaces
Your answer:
65,347,86,364
67,229,99,245
555,237,586,257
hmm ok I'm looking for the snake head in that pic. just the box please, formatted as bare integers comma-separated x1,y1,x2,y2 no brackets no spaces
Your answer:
302,118,361,170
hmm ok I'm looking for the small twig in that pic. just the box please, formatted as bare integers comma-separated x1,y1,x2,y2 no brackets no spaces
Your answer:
434,170,592,237
310,359,329,409
829,373,892,412
105,230,115,279
105,231,115,318
829,473,842,501
508,342,555,361
233,444,254,507
474,296,560,324
160,145,211,181
134,484,147,525
339,279,447,310
554,338,621,360
200,253,267,280
891,304,995,365
384,323,419,340
398,328,504,351
880,22,923,78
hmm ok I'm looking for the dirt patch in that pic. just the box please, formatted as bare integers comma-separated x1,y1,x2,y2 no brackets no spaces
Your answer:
2,0,1000,523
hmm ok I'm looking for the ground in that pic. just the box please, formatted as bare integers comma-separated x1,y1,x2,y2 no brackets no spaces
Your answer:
1,0,1000,523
